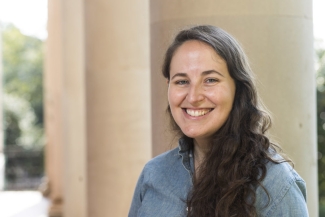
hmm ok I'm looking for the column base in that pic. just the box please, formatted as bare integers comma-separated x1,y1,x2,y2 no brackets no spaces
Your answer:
48,198,63,217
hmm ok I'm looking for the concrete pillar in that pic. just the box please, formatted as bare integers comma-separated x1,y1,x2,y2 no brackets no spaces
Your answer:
46,0,150,216
60,0,87,216
45,0,65,216
85,1,150,216
150,1,317,216
46,0,87,216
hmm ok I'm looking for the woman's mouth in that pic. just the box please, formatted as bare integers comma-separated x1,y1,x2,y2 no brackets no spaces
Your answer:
184,108,213,117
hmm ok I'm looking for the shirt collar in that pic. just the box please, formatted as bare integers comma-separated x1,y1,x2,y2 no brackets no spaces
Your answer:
178,136,193,152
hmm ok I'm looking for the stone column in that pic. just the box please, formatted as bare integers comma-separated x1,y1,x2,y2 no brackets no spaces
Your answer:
150,0,317,216
45,0,65,216
53,0,88,216
85,1,151,216
46,0,151,216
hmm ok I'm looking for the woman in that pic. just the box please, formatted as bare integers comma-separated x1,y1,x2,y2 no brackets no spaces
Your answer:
129,25,308,217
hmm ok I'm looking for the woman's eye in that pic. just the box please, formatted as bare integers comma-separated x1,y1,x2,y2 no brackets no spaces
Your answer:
175,80,189,85
205,78,218,83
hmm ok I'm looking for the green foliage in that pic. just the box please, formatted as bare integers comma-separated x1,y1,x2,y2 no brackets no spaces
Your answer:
3,94,44,148
1,24,45,189
2,24,44,128
2,24,44,148
321,203,325,217
316,44,325,216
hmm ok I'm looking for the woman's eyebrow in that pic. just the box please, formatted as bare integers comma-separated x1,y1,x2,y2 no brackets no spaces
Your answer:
202,70,224,77
171,70,224,80
171,72,187,80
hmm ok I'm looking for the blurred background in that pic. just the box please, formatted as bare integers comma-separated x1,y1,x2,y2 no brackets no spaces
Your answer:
0,0,324,216
0,0,47,216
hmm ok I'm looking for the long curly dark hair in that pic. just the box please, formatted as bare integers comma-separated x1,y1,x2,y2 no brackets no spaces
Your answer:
162,25,287,217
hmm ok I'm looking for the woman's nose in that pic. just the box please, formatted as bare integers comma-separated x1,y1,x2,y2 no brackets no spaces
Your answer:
186,84,205,104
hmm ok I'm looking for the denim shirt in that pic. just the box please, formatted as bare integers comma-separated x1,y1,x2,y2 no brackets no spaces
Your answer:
129,139,309,217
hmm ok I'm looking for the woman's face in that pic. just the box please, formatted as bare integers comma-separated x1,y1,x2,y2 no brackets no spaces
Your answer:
168,40,236,145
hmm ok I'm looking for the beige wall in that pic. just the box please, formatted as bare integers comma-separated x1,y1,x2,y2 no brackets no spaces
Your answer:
150,0,317,216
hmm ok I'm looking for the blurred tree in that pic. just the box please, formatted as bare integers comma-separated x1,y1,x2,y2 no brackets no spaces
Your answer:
316,43,325,216
1,24,44,189
2,24,44,129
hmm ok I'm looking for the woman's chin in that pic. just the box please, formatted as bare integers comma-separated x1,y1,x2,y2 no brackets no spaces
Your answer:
182,130,213,143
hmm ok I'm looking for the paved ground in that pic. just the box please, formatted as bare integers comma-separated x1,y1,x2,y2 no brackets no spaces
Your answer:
0,191,49,217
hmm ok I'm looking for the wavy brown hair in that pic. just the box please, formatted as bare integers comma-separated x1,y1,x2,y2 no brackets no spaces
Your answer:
162,25,287,217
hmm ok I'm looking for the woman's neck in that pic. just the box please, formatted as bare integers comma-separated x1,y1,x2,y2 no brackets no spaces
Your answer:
193,139,210,173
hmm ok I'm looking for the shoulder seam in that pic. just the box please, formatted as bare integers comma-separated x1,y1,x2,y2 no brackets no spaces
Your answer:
265,177,295,217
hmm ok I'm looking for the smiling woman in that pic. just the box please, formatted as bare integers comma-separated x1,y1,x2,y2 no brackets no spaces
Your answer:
129,25,308,217
168,40,236,155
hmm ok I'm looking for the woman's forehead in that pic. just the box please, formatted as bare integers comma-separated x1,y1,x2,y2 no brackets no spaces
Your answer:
170,40,228,76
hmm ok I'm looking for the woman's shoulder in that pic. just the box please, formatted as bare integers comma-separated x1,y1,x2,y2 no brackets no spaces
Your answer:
138,146,192,191
262,154,305,190
266,155,301,177
142,147,181,173
255,153,307,216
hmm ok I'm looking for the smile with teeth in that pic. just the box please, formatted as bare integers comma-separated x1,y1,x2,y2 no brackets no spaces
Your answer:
185,108,213,117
